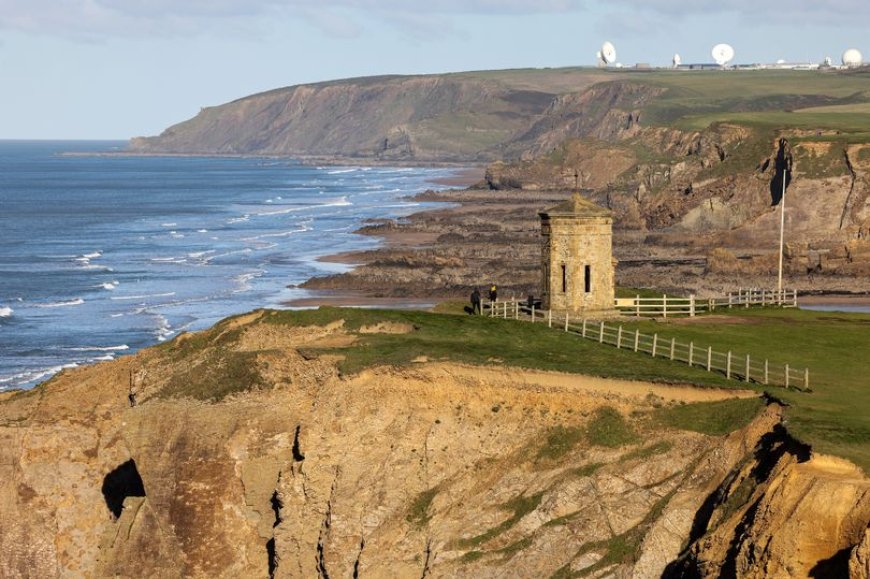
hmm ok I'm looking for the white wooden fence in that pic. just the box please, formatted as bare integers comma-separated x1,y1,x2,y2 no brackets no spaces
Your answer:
486,299,809,391
614,288,798,318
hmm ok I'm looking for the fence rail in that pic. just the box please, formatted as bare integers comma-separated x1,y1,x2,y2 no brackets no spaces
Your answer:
486,299,809,391
614,288,798,318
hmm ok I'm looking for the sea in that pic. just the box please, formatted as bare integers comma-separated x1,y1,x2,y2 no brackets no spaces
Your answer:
0,141,458,391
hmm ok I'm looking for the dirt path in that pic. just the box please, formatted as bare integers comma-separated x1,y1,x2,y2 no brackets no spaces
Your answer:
358,362,758,406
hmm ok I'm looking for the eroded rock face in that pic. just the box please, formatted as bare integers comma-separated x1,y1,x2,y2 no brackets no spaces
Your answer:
1,313,868,578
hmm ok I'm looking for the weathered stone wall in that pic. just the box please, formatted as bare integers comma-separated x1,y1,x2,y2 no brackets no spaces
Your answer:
541,214,614,313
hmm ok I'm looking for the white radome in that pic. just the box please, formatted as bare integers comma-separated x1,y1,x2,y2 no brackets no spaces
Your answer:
712,43,735,66
601,41,617,65
673,53,682,67
842,48,863,67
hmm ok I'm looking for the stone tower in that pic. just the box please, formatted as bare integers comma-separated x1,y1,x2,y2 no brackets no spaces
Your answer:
539,192,615,314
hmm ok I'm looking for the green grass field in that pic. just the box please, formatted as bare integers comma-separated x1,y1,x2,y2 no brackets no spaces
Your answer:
261,305,869,471
264,307,738,388
626,70,870,133
614,308,870,469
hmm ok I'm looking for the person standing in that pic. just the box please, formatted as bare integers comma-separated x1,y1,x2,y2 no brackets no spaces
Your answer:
471,288,482,315
489,284,498,303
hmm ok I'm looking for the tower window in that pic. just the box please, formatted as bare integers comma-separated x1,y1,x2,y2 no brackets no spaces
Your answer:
584,265,591,293
561,264,567,293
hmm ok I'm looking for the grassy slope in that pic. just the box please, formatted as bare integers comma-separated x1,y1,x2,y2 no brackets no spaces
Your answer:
614,308,870,469
260,306,868,470
263,307,735,387
630,69,870,132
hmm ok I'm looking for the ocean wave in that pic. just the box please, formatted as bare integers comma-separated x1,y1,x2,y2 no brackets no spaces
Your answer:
228,215,250,224
188,250,216,259
327,168,357,175
98,281,120,291
0,306,12,317
202,248,253,263
161,222,177,227
197,229,209,233
154,315,173,342
111,292,176,301
254,197,351,217
242,225,312,241
66,344,129,352
74,251,103,266
233,270,266,293
36,298,85,308
149,256,187,264
0,363,79,387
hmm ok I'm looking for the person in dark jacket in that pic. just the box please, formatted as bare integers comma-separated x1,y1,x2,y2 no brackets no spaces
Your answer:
489,284,498,302
471,288,482,315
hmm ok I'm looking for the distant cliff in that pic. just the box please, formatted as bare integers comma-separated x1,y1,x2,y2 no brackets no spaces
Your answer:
130,68,870,169
129,70,614,162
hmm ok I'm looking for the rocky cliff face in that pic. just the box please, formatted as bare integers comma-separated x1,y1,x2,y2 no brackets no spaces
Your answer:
485,125,870,281
129,74,566,162
1,310,868,577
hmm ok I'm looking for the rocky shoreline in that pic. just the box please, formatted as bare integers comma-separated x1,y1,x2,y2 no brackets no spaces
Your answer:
291,179,870,308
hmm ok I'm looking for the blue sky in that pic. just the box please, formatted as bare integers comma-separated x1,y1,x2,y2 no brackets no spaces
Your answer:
0,0,867,139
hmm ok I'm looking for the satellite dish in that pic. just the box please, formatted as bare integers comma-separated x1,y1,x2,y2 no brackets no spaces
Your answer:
711,43,735,66
601,41,617,65
673,53,682,67
842,48,864,67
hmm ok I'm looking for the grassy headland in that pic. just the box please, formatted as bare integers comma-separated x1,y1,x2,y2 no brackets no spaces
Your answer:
614,307,870,469
257,305,869,470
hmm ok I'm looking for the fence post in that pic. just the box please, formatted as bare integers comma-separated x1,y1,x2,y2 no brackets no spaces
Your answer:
688,342,694,366
599,321,605,344
745,289,750,308
663,294,668,319
726,351,732,379
531,305,535,323
504,302,508,319
709,298,714,312
670,338,676,361
636,295,640,317
652,334,658,357
745,354,751,382
582,319,587,338
804,368,809,390
785,364,790,389
634,329,640,352
764,359,769,385
690,294,696,317
707,346,712,372
515,301,519,320
728,292,732,308
617,326,623,348
548,309,552,328
565,313,569,332
793,290,798,308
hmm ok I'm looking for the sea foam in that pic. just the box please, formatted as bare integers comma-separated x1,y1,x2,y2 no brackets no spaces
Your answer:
37,298,85,308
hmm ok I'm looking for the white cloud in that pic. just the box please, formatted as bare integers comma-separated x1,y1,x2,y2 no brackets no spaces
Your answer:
0,0,865,39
